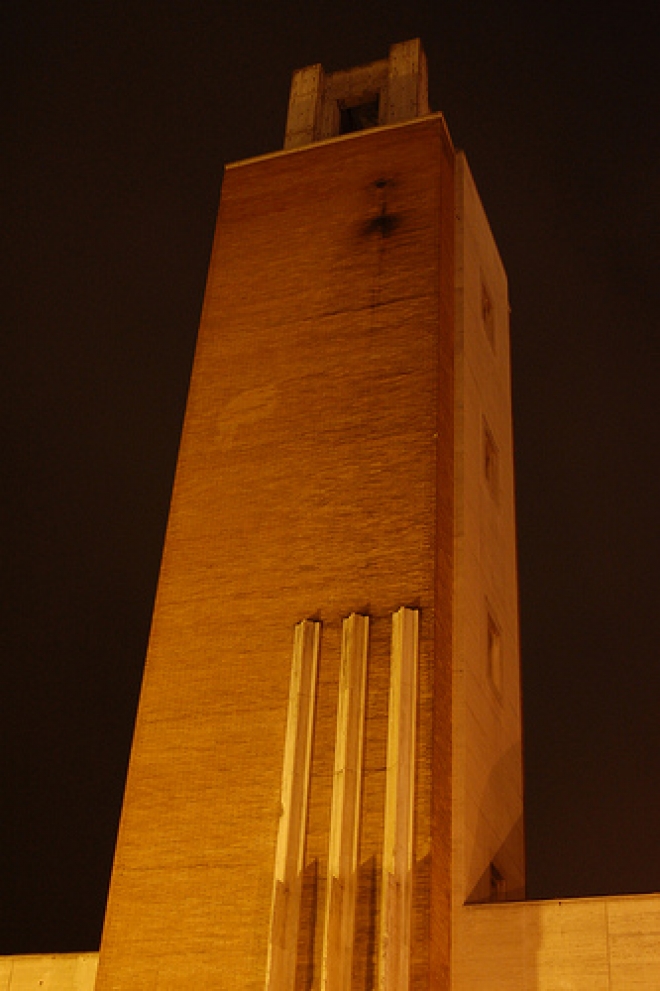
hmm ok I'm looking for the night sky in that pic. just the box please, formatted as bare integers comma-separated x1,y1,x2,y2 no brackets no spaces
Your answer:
4,0,659,954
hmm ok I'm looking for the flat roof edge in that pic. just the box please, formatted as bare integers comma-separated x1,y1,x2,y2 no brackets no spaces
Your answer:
225,112,453,170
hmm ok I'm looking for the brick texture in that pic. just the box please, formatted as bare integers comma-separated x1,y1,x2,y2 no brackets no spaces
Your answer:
96,118,455,991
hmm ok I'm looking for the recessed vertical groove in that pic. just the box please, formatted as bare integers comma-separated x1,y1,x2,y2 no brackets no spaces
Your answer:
321,613,370,991
265,620,320,991
379,607,419,991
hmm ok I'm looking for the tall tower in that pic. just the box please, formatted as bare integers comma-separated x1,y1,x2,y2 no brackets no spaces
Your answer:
95,40,524,991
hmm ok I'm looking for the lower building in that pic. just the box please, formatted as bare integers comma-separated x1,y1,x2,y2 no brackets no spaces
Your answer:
0,954,97,991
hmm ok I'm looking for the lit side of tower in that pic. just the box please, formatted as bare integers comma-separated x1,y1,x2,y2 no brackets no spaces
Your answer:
95,40,524,991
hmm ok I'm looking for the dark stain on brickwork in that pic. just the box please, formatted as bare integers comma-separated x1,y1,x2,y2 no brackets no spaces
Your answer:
363,176,400,237
364,208,400,238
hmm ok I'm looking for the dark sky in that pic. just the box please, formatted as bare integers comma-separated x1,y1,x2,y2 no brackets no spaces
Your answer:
3,0,659,955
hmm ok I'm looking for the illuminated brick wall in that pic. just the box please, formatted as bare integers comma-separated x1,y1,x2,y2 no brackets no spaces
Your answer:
96,117,455,991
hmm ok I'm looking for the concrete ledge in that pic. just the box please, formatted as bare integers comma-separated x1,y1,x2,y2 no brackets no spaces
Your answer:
0,954,98,991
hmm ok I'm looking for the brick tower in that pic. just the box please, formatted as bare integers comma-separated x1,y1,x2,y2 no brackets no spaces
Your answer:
95,40,524,991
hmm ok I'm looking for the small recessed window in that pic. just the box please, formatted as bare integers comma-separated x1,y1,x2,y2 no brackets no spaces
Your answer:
490,862,507,901
481,279,496,349
483,419,499,501
339,96,380,133
487,611,503,698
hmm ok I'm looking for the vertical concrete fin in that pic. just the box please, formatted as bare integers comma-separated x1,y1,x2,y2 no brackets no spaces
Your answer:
265,620,321,991
284,64,325,149
321,613,370,991
379,607,419,991
386,39,429,123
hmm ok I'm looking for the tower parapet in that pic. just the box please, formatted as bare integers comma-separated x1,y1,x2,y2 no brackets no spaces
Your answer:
284,38,429,149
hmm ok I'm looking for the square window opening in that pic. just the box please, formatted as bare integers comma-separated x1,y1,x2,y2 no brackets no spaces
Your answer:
490,862,507,901
339,96,381,134
483,419,499,501
487,612,503,699
481,279,496,350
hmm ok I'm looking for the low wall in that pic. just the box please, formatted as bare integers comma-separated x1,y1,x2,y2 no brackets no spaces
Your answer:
454,891,660,989
0,955,98,991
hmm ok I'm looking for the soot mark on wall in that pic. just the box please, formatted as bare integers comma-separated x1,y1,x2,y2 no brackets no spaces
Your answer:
362,177,401,239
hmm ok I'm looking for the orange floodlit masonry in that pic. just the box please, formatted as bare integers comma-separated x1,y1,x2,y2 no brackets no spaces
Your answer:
90,39,660,991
